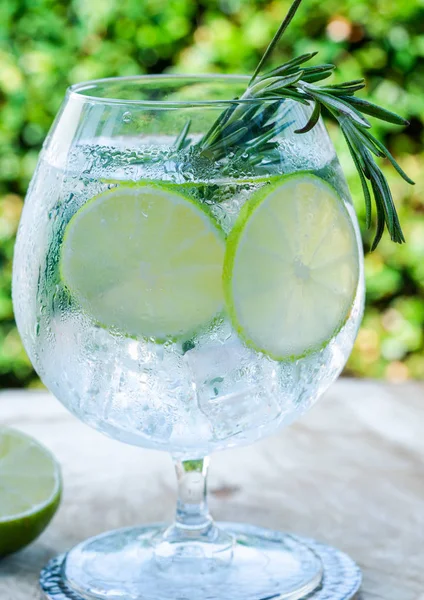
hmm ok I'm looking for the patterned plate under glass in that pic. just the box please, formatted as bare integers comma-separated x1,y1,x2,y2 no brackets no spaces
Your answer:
13,3,412,598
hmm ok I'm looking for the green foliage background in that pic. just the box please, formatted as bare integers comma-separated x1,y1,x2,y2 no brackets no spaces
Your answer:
1,0,423,388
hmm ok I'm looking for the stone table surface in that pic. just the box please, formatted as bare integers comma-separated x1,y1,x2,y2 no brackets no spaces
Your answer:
1,379,424,600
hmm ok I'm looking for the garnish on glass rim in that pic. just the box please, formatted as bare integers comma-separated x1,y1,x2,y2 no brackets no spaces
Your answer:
176,0,414,250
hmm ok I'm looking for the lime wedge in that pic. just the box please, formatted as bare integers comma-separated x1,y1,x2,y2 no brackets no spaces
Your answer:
0,427,61,557
60,184,225,340
223,173,360,360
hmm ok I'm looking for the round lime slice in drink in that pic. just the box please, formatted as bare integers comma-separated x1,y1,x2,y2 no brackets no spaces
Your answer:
224,173,360,360
0,427,61,557
60,184,225,340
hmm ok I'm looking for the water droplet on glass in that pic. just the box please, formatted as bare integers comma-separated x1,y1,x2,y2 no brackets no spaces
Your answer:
122,111,132,123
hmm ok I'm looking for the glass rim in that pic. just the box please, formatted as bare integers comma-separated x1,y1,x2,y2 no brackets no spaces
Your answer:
67,74,282,108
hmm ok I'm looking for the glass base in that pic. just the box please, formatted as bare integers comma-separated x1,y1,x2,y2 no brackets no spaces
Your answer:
40,523,361,600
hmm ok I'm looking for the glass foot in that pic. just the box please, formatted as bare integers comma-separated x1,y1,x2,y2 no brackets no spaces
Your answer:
40,523,361,600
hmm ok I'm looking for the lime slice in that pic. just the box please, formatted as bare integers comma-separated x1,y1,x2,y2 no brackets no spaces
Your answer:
60,184,225,340
224,173,360,360
0,427,61,557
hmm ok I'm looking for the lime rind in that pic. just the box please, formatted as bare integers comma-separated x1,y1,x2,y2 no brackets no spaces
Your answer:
223,172,360,361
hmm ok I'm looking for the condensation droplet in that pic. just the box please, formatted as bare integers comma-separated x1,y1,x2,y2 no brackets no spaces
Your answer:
122,111,132,123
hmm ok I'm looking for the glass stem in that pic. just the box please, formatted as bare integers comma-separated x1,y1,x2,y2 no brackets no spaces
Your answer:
174,457,212,533
153,456,234,571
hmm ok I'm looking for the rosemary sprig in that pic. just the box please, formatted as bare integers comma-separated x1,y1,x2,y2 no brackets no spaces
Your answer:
177,0,414,248
249,0,304,85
